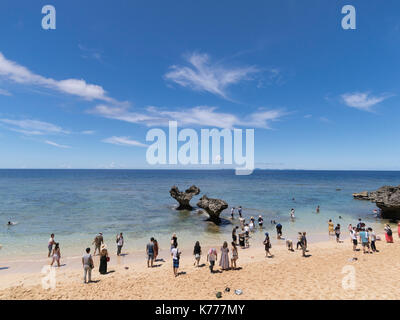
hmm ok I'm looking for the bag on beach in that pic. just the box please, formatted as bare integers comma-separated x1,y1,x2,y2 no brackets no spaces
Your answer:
387,229,392,236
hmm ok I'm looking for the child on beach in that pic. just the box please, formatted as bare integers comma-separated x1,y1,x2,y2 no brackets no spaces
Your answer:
171,233,178,250
193,241,201,267
207,248,217,273
263,232,273,257
334,224,341,243
230,242,238,269
286,239,294,251
328,220,334,235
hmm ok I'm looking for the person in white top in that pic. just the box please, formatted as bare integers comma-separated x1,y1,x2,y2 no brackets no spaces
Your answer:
48,233,55,258
116,233,124,256
350,227,358,251
82,247,94,284
290,208,295,219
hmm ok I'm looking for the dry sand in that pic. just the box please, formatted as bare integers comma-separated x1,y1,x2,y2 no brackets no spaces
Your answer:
0,234,399,300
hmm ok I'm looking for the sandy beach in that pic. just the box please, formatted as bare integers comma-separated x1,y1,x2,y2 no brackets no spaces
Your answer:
0,233,399,300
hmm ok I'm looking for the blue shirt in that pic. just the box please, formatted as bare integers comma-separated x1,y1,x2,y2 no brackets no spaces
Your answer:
359,231,368,243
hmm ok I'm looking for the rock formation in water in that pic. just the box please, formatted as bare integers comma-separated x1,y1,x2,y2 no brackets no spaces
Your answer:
197,195,228,224
169,185,200,210
353,185,400,218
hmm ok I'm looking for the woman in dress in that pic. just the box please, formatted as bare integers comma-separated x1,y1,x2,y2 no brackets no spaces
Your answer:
384,224,394,243
230,242,238,270
50,243,61,267
219,241,230,271
99,245,108,275
263,233,273,257
193,241,201,267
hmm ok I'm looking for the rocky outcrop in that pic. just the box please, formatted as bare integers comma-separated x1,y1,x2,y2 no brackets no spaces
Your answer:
169,185,200,210
197,195,228,224
353,185,400,218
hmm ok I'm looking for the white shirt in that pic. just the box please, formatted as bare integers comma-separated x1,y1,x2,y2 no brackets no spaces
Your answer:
117,237,124,246
171,248,179,260
350,230,357,240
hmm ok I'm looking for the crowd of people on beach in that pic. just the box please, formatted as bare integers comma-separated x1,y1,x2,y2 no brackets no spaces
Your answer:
41,205,400,283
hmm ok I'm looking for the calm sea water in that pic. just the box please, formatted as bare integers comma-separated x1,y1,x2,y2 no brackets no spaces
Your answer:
0,169,399,259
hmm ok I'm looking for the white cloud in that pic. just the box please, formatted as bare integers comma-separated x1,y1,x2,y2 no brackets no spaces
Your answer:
0,88,11,96
102,136,147,147
0,52,118,103
89,104,284,129
0,118,69,135
81,130,95,135
341,92,391,111
164,52,259,99
45,140,71,149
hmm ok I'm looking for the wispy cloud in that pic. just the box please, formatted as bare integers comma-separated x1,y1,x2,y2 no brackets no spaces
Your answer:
0,118,69,135
0,88,11,96
0,52,121,103
89,104,284,129
78,44,103,62
164,52,260,99
80,130,96,135
102,136,147,147
341,92,392,111
45,140,71,149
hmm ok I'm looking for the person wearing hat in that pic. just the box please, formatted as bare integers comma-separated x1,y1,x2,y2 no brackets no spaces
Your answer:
92,232,104,256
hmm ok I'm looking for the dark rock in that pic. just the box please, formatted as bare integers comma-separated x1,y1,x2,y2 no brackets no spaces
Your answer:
353,185,400,218
197,195,228,224
169,185,200,210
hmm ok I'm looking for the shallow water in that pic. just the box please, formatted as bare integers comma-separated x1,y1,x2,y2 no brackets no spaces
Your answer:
0,169,398,260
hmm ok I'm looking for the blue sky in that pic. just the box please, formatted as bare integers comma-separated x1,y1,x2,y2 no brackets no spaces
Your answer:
0,0,399,169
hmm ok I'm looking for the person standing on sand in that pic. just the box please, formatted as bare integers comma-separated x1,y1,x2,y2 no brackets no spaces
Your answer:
230,242,238,269
219,241,230,271
368,227,377,252
301,232,307,257
207,248,217,273
263,232,273,257
193,241,201,267
50,243,61,267
359,228,371,254
239,216,245,229
230,207,235,219
334,224,341,243
153,239,159,261
99,245,108,275
350,227,358,251
170,244,181,277
276,223,283,239
384,224,393,243
48,234,55,258
239,229,245,249
146,237,155,268
296,232,302,250
92,232,103,256
116,233,124,256
328,219,334,235
82,247,94,283
238,206,243,218
232,226,239,245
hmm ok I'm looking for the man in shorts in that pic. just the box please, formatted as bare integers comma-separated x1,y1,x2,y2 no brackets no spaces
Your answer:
92,232,103,256
359,228,371,254
48,233,55,258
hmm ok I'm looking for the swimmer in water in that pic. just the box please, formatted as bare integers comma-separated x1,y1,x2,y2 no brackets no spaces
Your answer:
316,205,320,213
